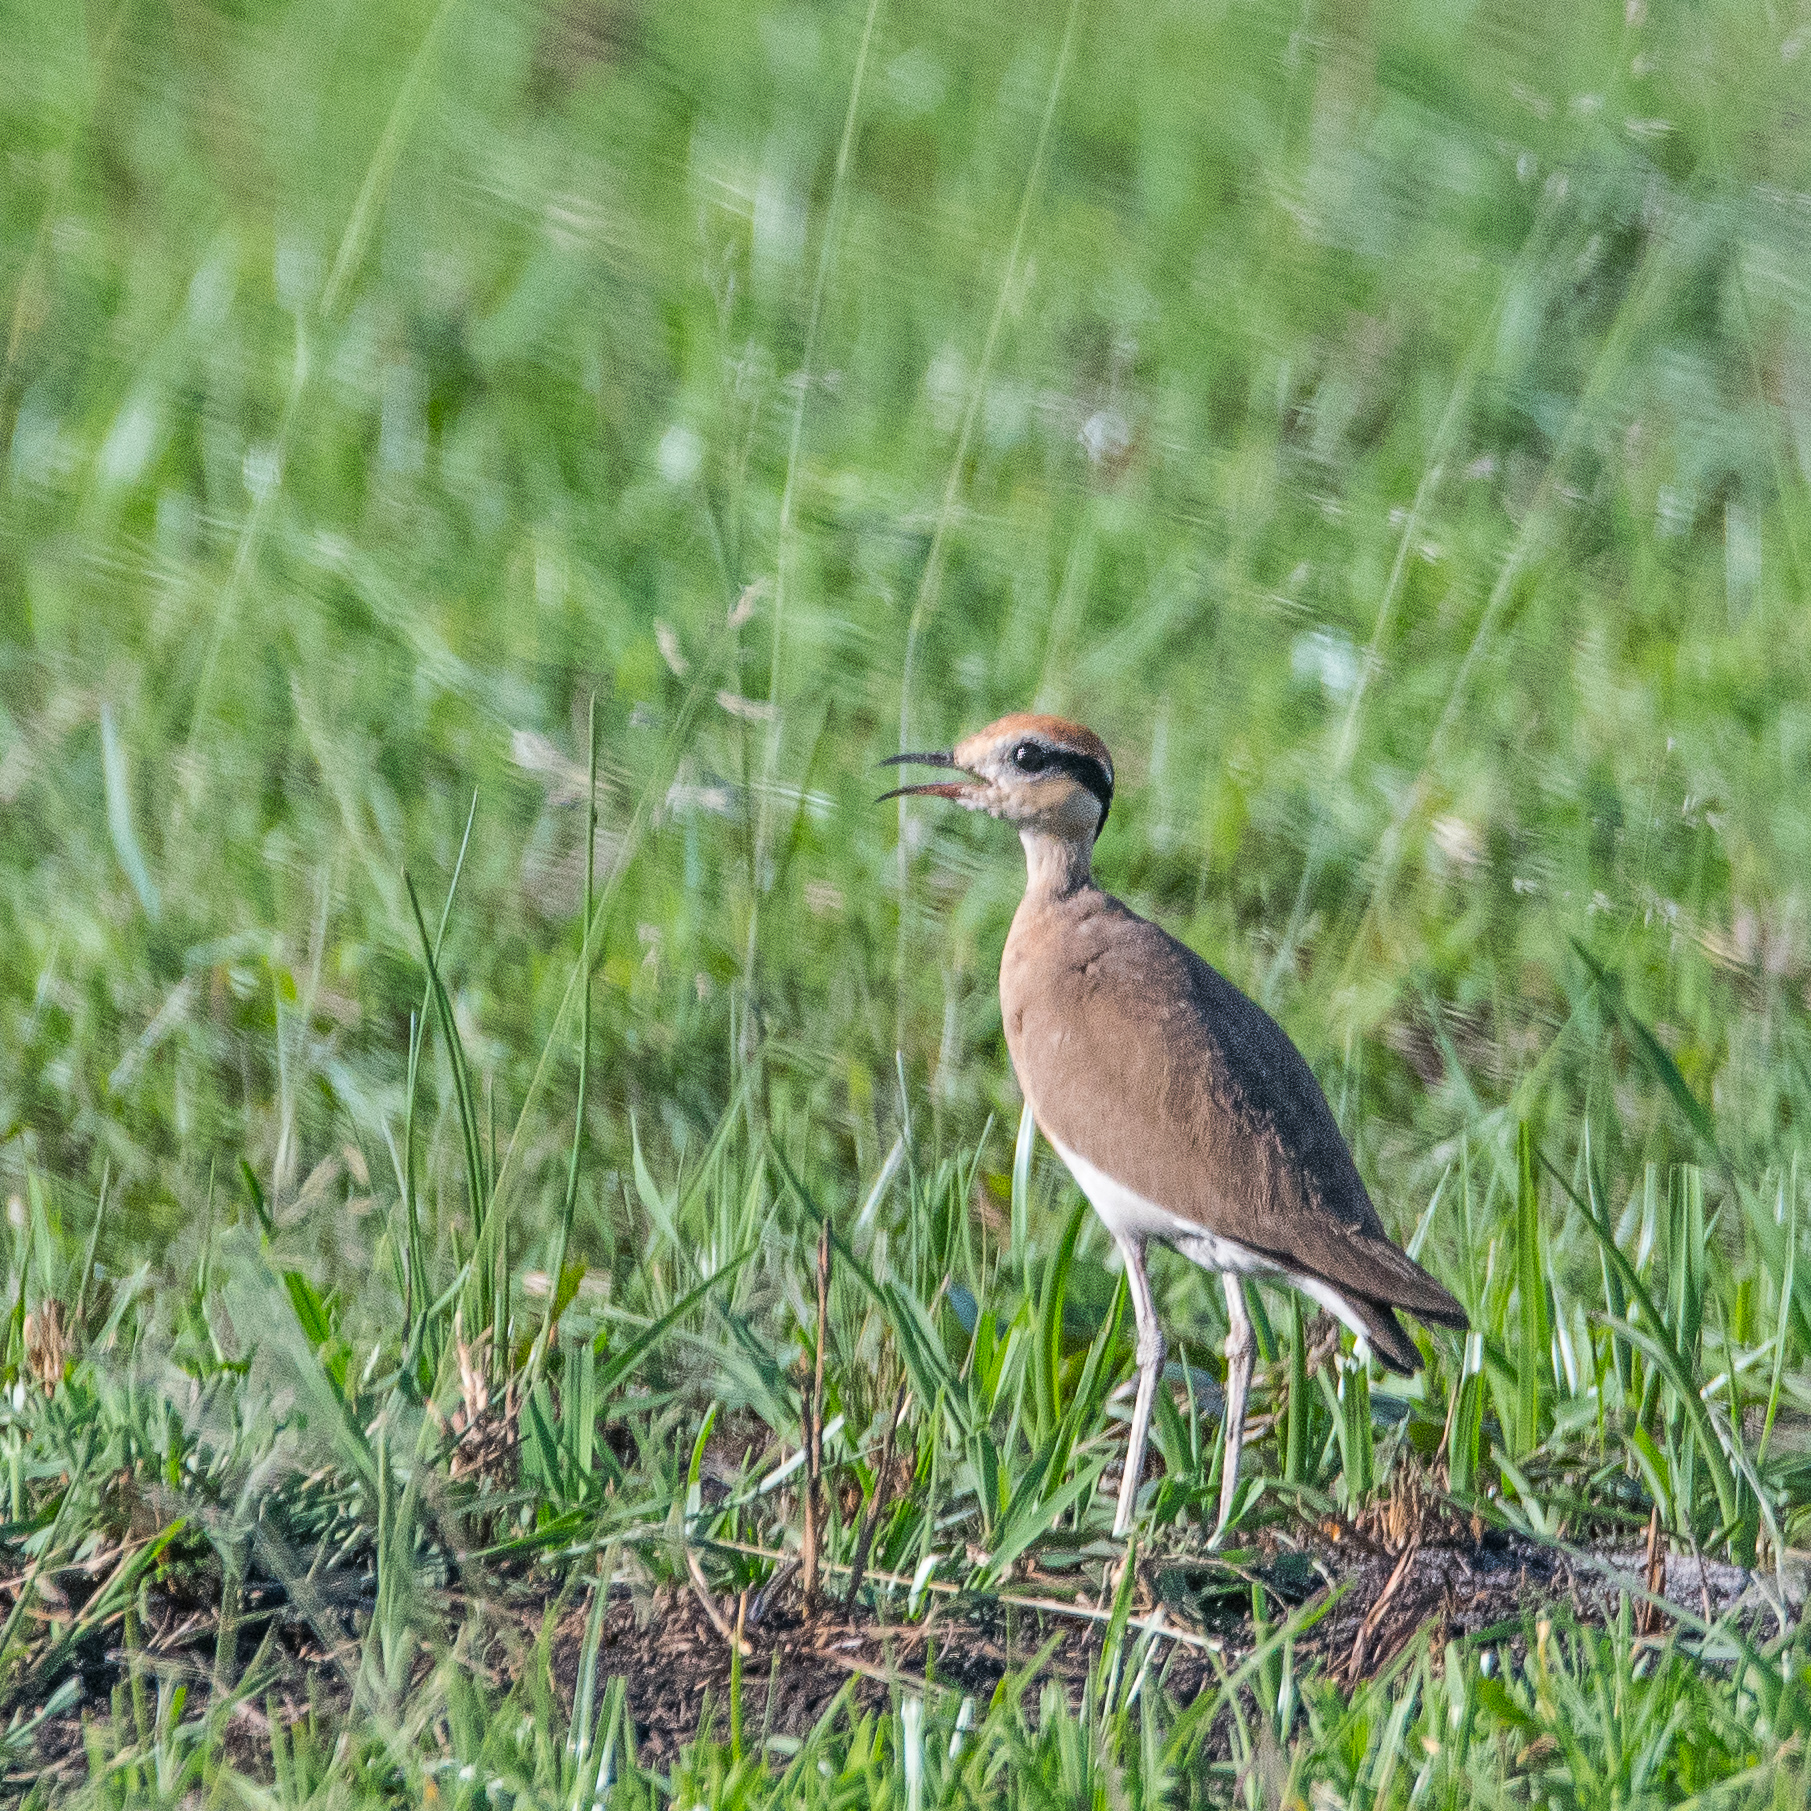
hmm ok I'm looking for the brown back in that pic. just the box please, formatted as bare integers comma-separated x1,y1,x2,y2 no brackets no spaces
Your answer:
1001,886,1466,1326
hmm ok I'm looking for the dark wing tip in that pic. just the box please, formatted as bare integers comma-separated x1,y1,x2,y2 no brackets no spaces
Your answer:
1355,1301,1425,1375
1354,1295,1468,1374
1346,1230,1469,1329
1392,1260,1469,1331
1415,1294,1471,1333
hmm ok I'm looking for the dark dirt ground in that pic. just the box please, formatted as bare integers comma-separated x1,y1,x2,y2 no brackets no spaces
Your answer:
557,1515,1790,1766
5,1511,1794,1793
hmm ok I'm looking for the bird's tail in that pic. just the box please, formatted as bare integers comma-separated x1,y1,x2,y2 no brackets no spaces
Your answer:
1354,1300,1427,1375
1355,1285,1468,1375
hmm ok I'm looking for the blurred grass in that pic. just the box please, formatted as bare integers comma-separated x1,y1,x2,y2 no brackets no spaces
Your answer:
8,0,1811,1210
5,0,1811,1801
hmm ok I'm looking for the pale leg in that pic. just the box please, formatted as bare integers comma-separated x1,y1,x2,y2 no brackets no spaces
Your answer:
1113,1235,1165,1540
1214,1273,1255,1541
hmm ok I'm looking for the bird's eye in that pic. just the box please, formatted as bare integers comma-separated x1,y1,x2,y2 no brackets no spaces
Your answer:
1013,741,1049,773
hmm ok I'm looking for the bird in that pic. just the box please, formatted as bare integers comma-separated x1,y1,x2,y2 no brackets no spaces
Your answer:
882,713,1468,1539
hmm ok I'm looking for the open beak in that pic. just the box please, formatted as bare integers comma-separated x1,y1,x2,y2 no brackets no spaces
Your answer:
876,750,976,804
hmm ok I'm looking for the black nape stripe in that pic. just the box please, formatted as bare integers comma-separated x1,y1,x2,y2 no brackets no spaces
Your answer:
1048,749,1113,830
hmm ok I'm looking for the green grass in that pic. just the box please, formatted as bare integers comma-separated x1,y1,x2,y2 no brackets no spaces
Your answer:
5,0,1811,1801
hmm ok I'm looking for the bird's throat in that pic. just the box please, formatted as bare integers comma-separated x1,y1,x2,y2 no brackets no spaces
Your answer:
1018,826,1096,900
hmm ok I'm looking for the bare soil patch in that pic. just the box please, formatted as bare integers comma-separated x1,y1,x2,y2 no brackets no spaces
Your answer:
7,1518,1788,1790
548,1518,1775,1765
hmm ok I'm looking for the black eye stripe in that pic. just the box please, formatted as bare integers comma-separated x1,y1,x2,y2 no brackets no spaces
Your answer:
1029,746,1113,829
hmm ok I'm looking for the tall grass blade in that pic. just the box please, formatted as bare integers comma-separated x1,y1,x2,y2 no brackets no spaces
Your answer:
1515,1122,1551,1456
541,694,600,1367
1034,1196,1088,1441
593,1249,754,1395
1572,940,1721,1160
1011,1100,1035,1276
1284,1293,1308,1486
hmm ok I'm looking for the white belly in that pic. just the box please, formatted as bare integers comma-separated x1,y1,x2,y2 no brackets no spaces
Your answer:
1047,1137,1273,1275
1045,1134,1376,1351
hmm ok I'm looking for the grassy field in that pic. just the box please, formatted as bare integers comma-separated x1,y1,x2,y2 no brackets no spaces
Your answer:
5,0,1811,1800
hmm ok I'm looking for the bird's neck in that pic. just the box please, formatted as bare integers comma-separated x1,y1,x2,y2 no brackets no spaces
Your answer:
1018,827,1096,900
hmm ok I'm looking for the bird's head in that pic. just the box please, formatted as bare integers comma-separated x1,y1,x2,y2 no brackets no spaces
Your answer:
879,713,1115,844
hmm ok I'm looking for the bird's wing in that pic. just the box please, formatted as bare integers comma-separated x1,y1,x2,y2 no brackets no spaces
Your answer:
1006,896,1465,1326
